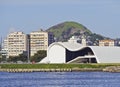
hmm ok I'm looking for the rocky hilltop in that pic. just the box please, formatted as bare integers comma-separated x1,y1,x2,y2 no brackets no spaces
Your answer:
47,21,107,45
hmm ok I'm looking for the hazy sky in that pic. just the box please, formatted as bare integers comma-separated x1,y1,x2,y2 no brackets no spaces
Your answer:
0,0,120,38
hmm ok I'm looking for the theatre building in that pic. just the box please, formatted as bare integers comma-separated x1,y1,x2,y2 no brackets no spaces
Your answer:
40,41,120,63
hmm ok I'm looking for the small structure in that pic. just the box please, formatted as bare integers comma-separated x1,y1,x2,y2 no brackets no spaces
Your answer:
81,35,87,46
68,36,80,44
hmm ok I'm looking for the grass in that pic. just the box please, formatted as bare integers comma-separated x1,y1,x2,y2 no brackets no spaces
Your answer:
0,63,120,69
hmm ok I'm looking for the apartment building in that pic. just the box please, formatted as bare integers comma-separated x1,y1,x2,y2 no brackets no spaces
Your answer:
99,39,115,46
3,32,28,57
30,30,54,56
2,39,8,52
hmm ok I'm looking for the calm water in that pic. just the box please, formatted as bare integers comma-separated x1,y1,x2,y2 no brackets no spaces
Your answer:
0,71,120,87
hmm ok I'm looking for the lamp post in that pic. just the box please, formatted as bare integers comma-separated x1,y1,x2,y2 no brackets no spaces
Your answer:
27,35,30,63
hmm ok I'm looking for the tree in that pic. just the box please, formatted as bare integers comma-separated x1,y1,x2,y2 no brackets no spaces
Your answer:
8,56,19,63
0,53,2,62
19,53,27,62
7,53,28,63
30,50,47,62
0,53,6,62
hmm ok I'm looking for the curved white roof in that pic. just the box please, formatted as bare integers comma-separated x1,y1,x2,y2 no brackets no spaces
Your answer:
49,42,83,51
89,46,120,63
48,42,120,63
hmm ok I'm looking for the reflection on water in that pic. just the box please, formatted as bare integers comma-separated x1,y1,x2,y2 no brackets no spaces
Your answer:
0,72,120,87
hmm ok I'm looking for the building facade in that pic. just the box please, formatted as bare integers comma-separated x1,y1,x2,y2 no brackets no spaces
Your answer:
40,42,120,63
1,38,8,58
3,32,28,57
2,30,54,58
2,39,8,52
99,39,115,46
30,30,54,56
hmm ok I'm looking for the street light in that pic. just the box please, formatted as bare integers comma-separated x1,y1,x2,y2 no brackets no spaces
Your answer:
27,35,30,63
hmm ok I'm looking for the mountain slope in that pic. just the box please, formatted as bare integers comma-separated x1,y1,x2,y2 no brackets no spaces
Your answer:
47,21,92,41
47,21,106,44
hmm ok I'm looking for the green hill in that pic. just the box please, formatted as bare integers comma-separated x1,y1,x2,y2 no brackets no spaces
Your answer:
47,21,106,44
47,21,91,41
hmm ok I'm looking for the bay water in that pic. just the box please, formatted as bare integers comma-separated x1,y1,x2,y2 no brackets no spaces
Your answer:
0,71,120,87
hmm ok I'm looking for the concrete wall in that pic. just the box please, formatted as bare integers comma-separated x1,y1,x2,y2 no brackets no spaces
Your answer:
48,45,65,63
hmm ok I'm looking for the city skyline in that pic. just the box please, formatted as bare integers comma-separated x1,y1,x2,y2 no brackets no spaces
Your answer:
0,0,120,38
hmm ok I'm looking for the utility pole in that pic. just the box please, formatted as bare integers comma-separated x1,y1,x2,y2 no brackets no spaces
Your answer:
0,36,2,51
27,34,30,63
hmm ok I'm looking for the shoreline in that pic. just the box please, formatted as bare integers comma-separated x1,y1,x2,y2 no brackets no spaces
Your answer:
0,64,120,73
0,68,102,73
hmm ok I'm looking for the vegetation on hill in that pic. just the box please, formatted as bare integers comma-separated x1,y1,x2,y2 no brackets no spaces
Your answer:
47,21,106,44
47,21,91,41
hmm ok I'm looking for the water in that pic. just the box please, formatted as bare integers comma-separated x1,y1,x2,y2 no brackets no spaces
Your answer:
0,72,120,87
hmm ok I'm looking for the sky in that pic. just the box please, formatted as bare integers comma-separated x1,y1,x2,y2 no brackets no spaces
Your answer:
0,0,120,39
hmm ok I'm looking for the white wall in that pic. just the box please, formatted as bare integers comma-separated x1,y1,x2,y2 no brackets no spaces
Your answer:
90,46,120,63
48,45,65,63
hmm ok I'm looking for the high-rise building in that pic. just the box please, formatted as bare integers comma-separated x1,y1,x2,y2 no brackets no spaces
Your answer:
3,32,28,57
2,38,8,52
30,30,54,56
0,38,8,59
2,30,54,58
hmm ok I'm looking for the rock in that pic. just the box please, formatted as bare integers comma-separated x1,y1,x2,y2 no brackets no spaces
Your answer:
103,66,120,72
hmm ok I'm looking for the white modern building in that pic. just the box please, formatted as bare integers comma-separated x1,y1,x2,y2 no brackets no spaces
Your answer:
40,42,120,63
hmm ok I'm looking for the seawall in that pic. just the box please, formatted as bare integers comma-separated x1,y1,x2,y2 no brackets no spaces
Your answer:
0,68,102,73
0,68,72,73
